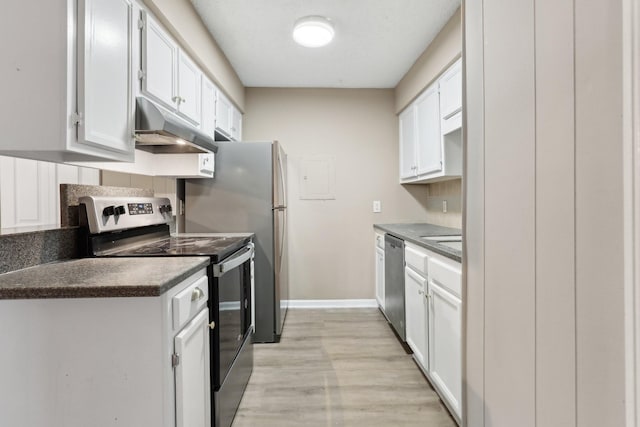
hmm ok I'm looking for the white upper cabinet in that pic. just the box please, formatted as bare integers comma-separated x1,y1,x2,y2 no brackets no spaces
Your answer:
215,90,243,141
415,85,442,176
398,59,462,184
1,0,135,163
231,108,243,141
439,59,462,120
399,107,417,179
176,51,202,126
215,90,233,138
201,76,217,137
141,10,177,109
77,0,134,158
141,11,202,126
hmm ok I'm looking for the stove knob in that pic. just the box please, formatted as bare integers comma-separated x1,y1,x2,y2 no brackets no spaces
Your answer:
114,205,126,216
102,206,115,217
164,205,172,214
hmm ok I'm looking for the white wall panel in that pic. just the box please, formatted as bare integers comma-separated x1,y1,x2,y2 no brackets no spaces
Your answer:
534,0,577,425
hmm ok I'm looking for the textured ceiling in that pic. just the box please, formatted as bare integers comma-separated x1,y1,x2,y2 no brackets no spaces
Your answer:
190,0,461,88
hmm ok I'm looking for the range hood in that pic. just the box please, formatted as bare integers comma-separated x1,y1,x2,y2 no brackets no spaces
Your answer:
134,97,218,154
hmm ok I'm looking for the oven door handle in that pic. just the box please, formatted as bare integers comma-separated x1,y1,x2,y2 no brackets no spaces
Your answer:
213,243,254,277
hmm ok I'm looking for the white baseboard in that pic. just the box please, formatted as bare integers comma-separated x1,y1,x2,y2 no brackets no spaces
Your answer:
286,299,378,309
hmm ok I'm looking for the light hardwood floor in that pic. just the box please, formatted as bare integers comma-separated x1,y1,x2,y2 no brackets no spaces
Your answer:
232,308,457,427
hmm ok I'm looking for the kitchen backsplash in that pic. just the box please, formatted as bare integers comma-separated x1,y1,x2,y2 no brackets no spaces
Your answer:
425,179,462,229
0,228,79,274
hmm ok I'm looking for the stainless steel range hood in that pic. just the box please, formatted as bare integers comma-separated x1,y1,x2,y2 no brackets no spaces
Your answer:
134,97,218,154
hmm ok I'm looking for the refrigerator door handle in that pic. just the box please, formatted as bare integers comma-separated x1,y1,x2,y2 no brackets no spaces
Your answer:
277,145,287,207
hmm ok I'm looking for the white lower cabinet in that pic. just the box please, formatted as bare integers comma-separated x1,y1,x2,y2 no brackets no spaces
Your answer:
374,232,385,310
403,241,462,423
428,280,462,418
174,308,211,427
404,266,427,367
0,268,210,427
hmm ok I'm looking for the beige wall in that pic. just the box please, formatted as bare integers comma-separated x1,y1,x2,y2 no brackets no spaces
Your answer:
424,179,462,229
143,0,245,110
243,88,431,300
101,171,177,210
395,8,462,114
465,0,625,426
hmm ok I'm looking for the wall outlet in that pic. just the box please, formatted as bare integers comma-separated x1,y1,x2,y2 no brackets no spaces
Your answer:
442,200,448,213
373,200,381,213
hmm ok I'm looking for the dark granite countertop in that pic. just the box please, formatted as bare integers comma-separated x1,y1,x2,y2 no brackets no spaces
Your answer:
0,257,209,299
374,223,462,262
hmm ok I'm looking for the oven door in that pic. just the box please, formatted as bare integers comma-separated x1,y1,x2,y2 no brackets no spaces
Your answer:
211,243,254,389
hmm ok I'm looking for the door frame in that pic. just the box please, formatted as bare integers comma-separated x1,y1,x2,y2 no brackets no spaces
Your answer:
624,0,640,424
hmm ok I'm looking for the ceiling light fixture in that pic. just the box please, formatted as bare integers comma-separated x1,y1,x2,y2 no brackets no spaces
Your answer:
293,16,335,48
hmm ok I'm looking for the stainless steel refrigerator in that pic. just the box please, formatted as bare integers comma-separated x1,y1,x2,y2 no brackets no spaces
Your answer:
184,141,289,343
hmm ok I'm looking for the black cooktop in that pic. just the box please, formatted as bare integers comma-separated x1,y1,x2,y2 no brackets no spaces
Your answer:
103,235,251,263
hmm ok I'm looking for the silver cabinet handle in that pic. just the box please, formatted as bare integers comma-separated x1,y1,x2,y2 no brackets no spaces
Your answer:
191,287,204,301
209,321,216,330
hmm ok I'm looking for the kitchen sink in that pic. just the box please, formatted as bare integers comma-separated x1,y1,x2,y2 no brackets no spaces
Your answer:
420,235,462,242
439,241,462,250
419,235,462,251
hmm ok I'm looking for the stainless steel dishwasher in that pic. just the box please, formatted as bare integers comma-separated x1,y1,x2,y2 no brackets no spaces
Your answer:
384,234,405,341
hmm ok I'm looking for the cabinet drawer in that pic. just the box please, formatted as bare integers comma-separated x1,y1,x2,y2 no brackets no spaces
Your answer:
405,242,428,274
173,275,209,330
428,257,461,297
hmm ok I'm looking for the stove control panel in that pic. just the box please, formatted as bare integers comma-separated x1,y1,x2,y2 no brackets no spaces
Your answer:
128,202,154,215
79,196,173,234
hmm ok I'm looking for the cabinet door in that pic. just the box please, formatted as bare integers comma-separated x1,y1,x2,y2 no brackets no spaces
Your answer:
141,11,177,110
231,107,242,141
428,281,462,419
215,91,233,138
399,107,417,179
177,51,202,125
77,0,133,157
375,246,385,310
174,308,211,427
439,59,462,120
0,157,57,229
415,85,442,176
404,267,427,369
201,77,216,137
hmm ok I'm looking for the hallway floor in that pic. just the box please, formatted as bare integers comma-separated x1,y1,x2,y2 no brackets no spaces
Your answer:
232,308,457,427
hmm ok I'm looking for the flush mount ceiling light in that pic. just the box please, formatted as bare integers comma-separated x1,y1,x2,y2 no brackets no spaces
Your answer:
293,16,335,48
